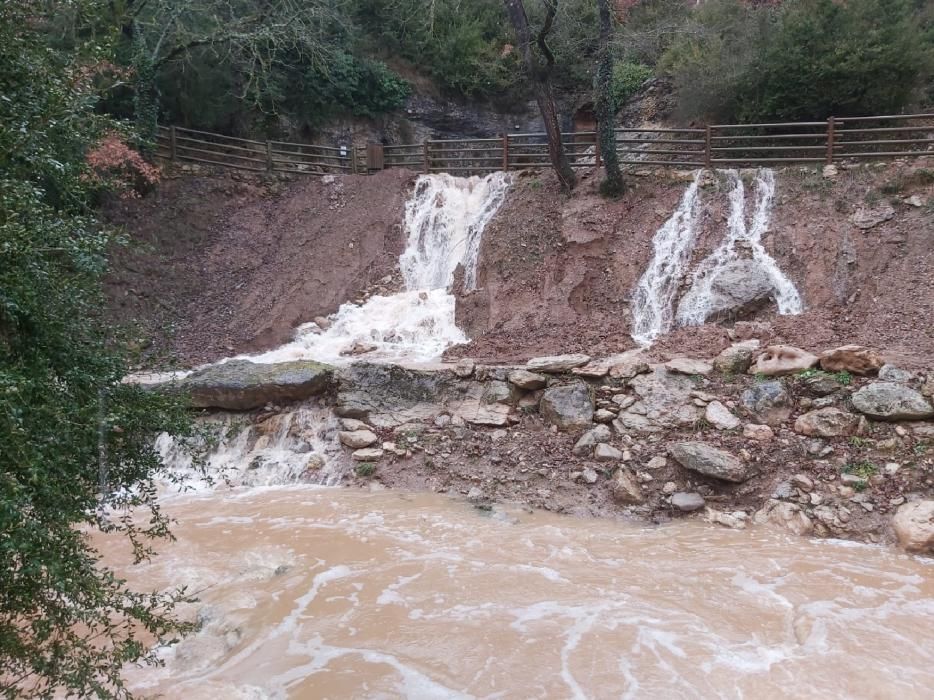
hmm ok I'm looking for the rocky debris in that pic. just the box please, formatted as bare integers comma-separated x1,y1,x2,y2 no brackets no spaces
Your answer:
878,364,914,383
668,442,751,483
613,367,701,433
819,345,883,375
793,408,861,437
593,409,616,423
454,358,476,378
750,345,819,376
526,353,591,373
461,403,512,427
340,341,377,356
466,487,489,505
800,374,841,396
610,468,643,504
338,429,379,449
571,360,612,378
594,443,623,462
482,381,517,405
713,340,760,374
507,369,548,390
179,359,334,410
671,492,705,512
892,501,934,554
922,375,934,398
851,382,934,421
646,456,668,470
607,351,650,379
571,425,611,456
850,202,895,230
743,424,774,441
352,448,383,461
791,474,814,492
313,316,332,330
340,418,369,431
705,508,748,530
740,380,792,426
664,357,713,376
540,381,594,430
705,401,741,430
754,500,814,536
580,467,599,484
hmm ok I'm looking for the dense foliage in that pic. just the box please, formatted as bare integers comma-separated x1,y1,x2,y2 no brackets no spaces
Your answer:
0,2,201,696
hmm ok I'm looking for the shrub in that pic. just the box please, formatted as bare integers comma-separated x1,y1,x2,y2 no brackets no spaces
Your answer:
611,61,653,106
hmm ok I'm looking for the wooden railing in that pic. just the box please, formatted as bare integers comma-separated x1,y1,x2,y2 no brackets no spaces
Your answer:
156,113,934,176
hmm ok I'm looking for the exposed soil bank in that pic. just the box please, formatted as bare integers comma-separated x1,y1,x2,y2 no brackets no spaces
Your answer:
106,168,414,366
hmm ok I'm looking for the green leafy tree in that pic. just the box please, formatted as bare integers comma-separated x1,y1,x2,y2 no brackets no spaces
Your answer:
1,2,200,696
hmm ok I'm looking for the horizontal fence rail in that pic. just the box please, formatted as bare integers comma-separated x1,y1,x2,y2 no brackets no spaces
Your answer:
156,113,934,176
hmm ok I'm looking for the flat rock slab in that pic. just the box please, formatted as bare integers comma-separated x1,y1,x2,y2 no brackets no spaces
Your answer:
508,369,548,390
180,359,334,410
668,441,751,483
540,381,594,430
819,345,883,375
793,408,861,437
672,492,706,512
750,345,819,376
665,357,713,376
526,353,591,373
852,383,934,421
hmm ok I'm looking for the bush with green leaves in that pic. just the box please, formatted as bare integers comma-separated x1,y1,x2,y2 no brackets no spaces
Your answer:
611,61,653,107
1,2,201,696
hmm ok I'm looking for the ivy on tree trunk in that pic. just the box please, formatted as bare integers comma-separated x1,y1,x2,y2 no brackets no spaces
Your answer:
596,0,624,197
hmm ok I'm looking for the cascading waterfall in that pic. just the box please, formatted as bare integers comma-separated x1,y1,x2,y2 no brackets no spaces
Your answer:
630,168,802,345
629,171,704,346
247,171,512,365
676,169,802,325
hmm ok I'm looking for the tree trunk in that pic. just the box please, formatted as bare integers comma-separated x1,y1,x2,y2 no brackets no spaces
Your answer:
503,0,576,191
596,0,624,196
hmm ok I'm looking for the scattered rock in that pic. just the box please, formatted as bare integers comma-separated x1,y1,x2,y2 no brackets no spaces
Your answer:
313,316,332,330
740,381,793,426
507,369,548,390
540,382,594,430
892,501,934,554
671,492,705,512
743,424,774,441
750,345,819,376
526,353,591,373
800,374,841,396
594,443,623,462
705,401,741,430
794,408,861,437
705,508,748,530
850,202,895,230
581,467,599,484
338,429,379,449
482,381,516,405
606,350,650,379
352,448,383,461
454,358,476,378
462,403,513,427
662,481,678,495
467,487,488,504
819,345,883,375
571,425,611,456
665,357,713,376
646,456,668,470
713,340,760,374
851,383,934,421
340,418,370,431
754,500,814,536
667,442,751,483
179,359,334,410
878,364,914,383
840,474,867,487
593,409,616,423
922,375,934,398
613,368,701,433
610,468,644,505
791,474,814,492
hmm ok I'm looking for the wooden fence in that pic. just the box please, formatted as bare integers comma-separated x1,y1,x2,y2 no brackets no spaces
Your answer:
156,113,934,176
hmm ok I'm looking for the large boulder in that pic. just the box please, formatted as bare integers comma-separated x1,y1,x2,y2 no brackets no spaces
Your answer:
793,408,861,437
754,500,814,536
667,442,751,483
819,345,883,375
571,424,612,456
540,382,594,430
892,501,934,554
852,383,934,421
713,340,760,374
705,401,741,430
526,353,591,373
181,359,334,410
677,259,775,322
613,367,701,433
665,357,713,376
750,345,819,376
740,380,792,426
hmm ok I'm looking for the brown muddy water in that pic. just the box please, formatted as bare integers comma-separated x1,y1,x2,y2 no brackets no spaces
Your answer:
118,487,934,699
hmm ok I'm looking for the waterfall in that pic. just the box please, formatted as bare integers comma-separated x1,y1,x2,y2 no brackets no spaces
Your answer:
247,172,511,365
629,171,704,346
676,169,802,326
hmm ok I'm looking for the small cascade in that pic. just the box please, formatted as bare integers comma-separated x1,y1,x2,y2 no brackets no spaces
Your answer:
156,406,345,490
247,171,512,365
629,171,704,345
676,169,802,325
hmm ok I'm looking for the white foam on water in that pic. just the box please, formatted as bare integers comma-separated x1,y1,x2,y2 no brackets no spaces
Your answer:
629,171,704,345
244,172,511,365
676,169,803,325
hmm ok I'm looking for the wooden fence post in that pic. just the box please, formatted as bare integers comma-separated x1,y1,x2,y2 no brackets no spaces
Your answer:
704,125,712,168
265,140,273,171
595,133,602,168
423,141,429,174
169,126,177,162
826,117,836,165
502,133,509,172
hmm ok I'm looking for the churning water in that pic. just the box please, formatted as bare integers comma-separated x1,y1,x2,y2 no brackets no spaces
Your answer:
247,172,511,365
115,488,934,699
630,169,803,345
